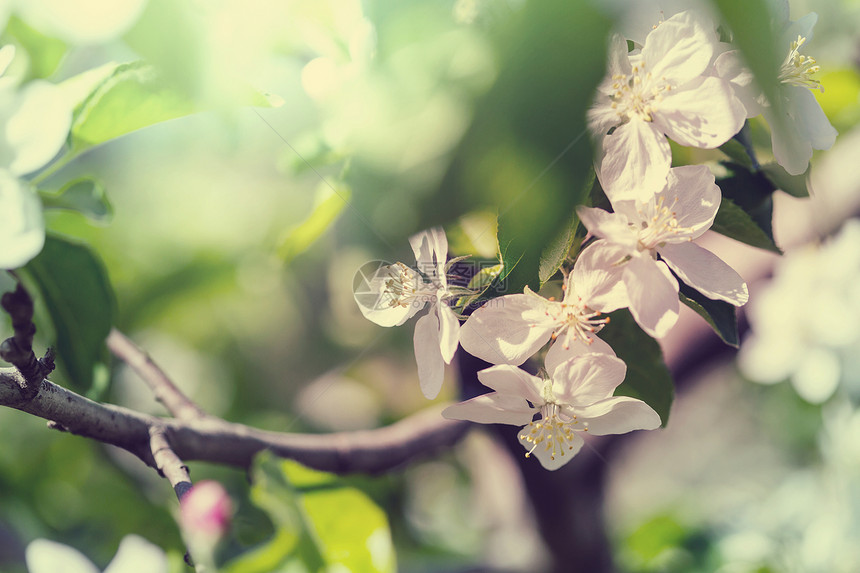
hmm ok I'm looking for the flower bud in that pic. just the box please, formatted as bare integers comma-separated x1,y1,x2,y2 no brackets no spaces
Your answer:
180,480,233,543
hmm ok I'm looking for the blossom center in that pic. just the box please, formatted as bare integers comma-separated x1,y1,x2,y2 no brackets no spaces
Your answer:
609,63,672,123
632,196,690,252
778,35,823,92
521,391,585,462
544,296,610,348
382,262,429,309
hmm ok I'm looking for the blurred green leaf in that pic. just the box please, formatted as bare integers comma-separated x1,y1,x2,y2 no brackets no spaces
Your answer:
714,161,777,246
278,184,350,264
3,15,66,80
40,178,113,222
601,310,674,426
678,282,739,347
21,234,115,390
712,197,780,253
761,162,808,197
70,61,195,152
710,0,784,125
427,0,610,295
225,453,395,573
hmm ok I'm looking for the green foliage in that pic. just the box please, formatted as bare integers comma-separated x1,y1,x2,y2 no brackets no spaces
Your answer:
39,178,113,223
428,0,610,294
714,162,779,250
710,0,783,124
20,235,115,391
278,184,351,264
712,197,780,253
760,163,809,197
601,310,674,426
538,210,581,285
70,62,196,153
224,453,395,573
678,283,739,347
2,16,66,80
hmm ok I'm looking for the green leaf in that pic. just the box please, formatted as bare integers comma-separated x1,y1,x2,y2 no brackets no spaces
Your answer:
467,263,503,291
538,214,578,285
278,184,350,264
710,0,784,127
3,15,66,80
426,0,610,295
601,310,674,426
712,197,781,253
224,453,395,573
678,282,739,347
39,178,113,222
761,162,809,197
20,234,115,390
70,61,196,152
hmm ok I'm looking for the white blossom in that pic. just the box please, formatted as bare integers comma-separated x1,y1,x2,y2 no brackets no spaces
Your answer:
588,10,745,202
26,535,167,573
715,8,837,175
354,228,464,399
577,165,748,338
442,353,661,470
739,220,860,403
0,170,44,269
458,245,626,368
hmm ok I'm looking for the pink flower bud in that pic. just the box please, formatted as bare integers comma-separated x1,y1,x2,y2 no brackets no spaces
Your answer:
180,480,233,541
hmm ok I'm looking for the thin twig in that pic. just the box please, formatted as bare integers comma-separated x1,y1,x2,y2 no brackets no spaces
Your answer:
0,368,470,474
107,328,207,421
150,425,193,500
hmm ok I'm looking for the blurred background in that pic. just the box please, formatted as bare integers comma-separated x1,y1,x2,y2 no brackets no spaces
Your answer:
1,0,860,571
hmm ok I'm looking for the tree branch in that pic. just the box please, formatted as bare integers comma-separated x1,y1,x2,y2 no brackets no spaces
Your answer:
107,328,207,421
150,425,193,500
0,368,470,474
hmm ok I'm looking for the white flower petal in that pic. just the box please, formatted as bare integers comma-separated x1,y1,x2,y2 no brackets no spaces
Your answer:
781,12,817,46
518,425,583,470
575,396,661,435
659,241,749,305
3,81,72,176
654,76,745,149
354,264,426,327
545,335,615,375
436,301,460,364
459,294,553,365
0,173,45,269
575,207,637,251
0,45,15,77
571,240,630,311
598,118,672,202
791,347,840,404
25,539,100,573
476,364,544,404
794,87,837,151
550,353,627,405
659,165,721,239
409,227,448,280
737,333,803,384
642,10,714,85
442,393,536,426
714,49,763,118
104,535,168,573
622,256,680,338
413,311,445,399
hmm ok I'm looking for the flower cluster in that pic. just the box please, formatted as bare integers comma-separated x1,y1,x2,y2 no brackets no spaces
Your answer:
739,220,860,404
353,2,838,470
